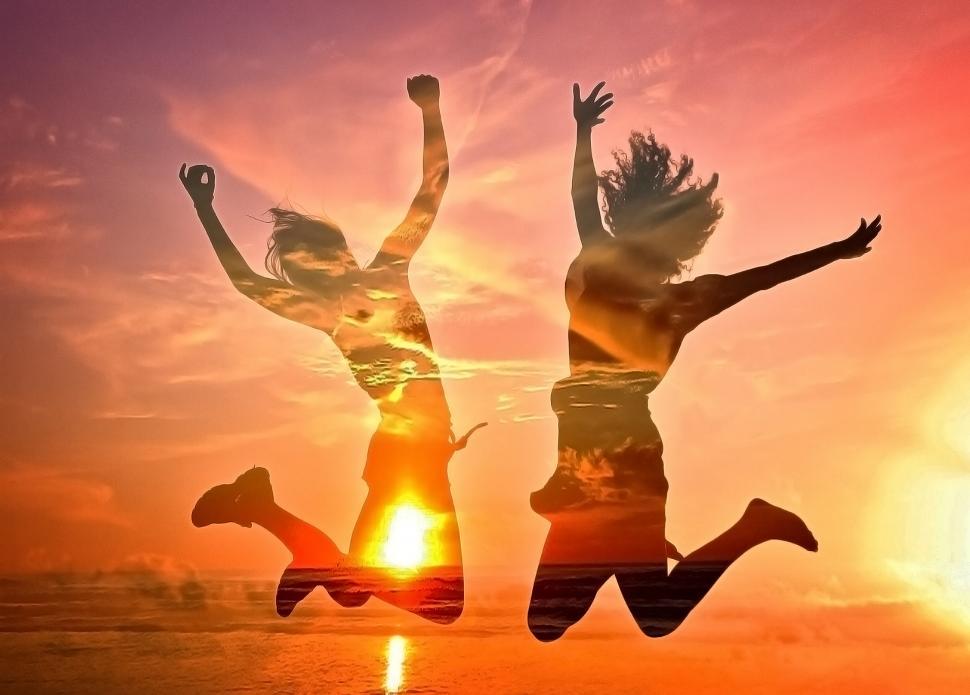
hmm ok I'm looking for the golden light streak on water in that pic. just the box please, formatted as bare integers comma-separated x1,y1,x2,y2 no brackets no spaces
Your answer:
384,635,407,693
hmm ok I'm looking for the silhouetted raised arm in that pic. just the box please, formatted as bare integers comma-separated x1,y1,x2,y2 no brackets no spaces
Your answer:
572,82,614,247
180,164,338,334
678,216,882,330
373,75,449,267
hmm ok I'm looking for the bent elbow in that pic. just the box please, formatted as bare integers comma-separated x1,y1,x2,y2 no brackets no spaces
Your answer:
229,274,259,298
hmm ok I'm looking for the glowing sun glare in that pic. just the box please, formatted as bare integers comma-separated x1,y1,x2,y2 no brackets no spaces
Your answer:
380,504,432,571
870,455,970,629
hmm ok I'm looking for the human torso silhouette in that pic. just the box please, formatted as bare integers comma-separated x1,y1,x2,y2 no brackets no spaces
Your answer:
185,75,481,624
320,258,455,487
565,249,691,382
332,262,448,416
528,80,879,642
531,244,686,523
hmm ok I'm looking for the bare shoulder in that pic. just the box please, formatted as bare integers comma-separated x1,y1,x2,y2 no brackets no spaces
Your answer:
662,275,730,323
669,273,725,297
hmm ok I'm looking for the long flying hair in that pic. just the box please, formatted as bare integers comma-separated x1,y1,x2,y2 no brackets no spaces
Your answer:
600,131,722,278
264,208,357,284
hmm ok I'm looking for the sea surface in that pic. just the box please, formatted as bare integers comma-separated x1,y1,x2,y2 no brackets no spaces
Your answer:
2,573,969,694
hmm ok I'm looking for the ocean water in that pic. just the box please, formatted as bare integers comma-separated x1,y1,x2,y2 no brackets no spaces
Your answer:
2,574,969,693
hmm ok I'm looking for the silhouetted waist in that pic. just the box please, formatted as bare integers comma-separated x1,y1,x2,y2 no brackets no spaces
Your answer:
533,370,665,516
552,371,658,415
361,421,455,487
531,441,667,516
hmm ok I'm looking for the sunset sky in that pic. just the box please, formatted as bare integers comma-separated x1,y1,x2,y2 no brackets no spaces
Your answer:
3,0,970,688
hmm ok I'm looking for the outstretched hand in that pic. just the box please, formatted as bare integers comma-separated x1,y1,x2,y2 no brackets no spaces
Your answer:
573,81,613,129
839,215,882,258
407,74,440,108
179,164,215,206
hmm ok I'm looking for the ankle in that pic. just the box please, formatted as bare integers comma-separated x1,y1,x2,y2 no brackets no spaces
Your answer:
247,501,283,528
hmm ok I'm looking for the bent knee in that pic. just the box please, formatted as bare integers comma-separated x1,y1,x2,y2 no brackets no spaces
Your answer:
527,610,570,642
529,624,567,642
635,619,678,638
330,589,370,608
421,600,463,625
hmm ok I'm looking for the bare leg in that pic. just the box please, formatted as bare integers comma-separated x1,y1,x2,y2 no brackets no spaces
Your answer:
246,503,358,617
249,503,343,566
617,498,818,637
527,522,614,642
252,475,464,621
342,483,465,624
273,485,465,622
191,468,348,616
193,466,466,621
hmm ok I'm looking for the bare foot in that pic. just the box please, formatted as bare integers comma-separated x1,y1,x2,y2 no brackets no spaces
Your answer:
191,467,274,528
236,467,274,511
665,539,685,562
740,498,818,552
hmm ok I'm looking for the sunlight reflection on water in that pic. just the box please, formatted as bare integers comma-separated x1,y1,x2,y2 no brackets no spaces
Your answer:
384,635,407,693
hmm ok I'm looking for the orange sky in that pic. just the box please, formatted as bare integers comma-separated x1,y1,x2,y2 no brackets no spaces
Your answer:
3,0,970,672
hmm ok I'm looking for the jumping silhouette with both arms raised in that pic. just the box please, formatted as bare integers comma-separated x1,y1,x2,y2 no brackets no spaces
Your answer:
181,75,484,623
528,81,882,640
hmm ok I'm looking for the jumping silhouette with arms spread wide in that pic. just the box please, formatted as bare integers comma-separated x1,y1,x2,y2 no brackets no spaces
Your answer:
528,81,882,640
181,74,484,623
